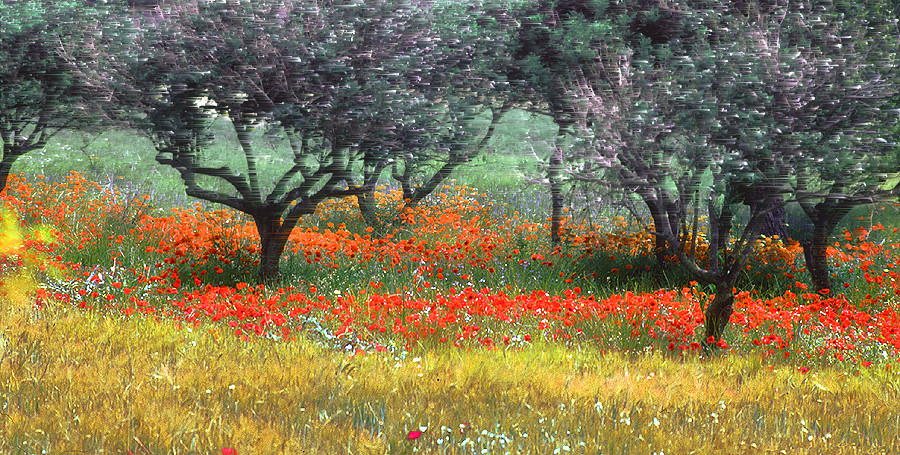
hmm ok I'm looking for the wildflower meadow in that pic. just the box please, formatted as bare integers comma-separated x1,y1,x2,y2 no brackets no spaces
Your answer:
3,0,900,452
2,163,900,454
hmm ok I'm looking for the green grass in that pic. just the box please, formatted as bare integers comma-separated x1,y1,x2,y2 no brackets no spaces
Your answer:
18,109,559,211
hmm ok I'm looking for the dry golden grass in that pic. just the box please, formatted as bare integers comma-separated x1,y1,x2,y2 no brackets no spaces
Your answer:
2,297,900,455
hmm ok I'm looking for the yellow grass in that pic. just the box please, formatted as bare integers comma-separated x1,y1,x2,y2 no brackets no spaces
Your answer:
2,298,900,454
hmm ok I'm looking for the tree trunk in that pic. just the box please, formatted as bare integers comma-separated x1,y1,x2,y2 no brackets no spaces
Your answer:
704,206,764,349
759,203,788,240
549,145,564,244
703,281,736,348
707,199,734,274
802,200,855,292
357,189,385,236
255,213,292,283
645,199,671,266
802,233,830,292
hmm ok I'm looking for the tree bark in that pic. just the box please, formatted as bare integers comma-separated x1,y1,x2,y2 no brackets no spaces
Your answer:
255,213,292,283
357,189,385,236
703,284,735,347
759,203,788,240
549,145,564,244
801,199,855,292
645,198,671,266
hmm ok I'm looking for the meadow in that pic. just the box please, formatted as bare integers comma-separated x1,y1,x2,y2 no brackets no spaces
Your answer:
2,122,900,454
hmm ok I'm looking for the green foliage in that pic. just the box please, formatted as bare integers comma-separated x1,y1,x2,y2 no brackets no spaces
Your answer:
0,0,125,191
510,0,900,343
109,0,524,279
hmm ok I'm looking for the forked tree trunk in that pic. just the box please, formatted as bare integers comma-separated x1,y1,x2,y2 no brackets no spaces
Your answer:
255,213,293,282
702,208,764,350
394,103,510,212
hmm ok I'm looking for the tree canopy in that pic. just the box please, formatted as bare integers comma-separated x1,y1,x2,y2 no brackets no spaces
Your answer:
113,0,519,280
511,0,899,345
0,0,116,190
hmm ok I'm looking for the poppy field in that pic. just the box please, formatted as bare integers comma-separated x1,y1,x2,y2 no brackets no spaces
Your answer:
3,170,900,453
7,171,900,364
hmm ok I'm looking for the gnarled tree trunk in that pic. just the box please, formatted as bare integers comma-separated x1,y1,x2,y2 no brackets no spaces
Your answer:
646,199,672,266
549,145,565,244
357,189,385,236
255,213,292,282
801,199,856,292
703,279,737,347
760,203,788,240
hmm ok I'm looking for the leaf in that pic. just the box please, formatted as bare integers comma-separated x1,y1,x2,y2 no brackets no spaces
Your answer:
878,173,900,191
660,176,678,197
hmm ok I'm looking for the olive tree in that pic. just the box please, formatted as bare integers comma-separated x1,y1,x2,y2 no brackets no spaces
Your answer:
117,0,517,281
0,0,117,191
513,0,898,346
